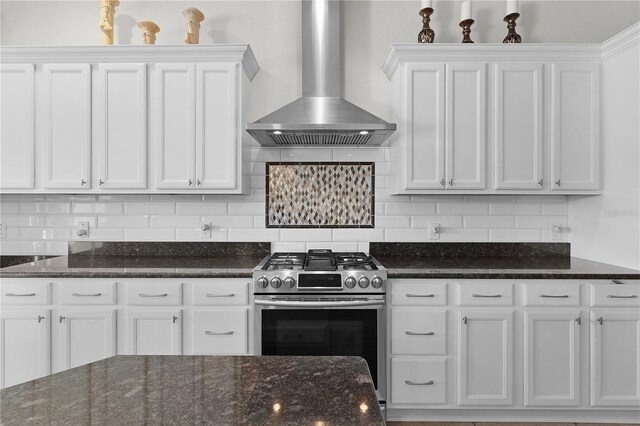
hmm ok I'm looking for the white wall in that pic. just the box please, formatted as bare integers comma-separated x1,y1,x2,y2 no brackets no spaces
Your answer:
568,27,640,269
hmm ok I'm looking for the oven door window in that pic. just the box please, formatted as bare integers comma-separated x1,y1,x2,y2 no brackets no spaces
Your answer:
261,309,379,388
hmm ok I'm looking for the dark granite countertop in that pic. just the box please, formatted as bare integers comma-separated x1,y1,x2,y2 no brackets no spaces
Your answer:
0,355,382,426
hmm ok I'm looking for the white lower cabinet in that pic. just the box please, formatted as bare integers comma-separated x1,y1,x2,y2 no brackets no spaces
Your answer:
57,309,116,371
457,310,514,406
126,310,182,355
524,311,581,406
590,310,640,407
191,309,248,355
0,309,50,388
391,358,447,404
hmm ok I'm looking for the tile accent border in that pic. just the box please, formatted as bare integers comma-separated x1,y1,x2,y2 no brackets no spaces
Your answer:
265,162,375,228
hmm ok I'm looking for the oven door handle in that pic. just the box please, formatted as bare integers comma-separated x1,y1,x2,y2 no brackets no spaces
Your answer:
254,299,385,308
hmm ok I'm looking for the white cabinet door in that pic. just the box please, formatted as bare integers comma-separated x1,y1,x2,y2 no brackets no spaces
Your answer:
524,311,581,406
0,64,35,189
591,310,640,406
57,309,116,371
42,64,92,189
457,310,513,406
445,62,486,189
191,309,248,355
495,62,544,190
551,63,600,190
96,63,147,189
196,63,238,190
127,310,182,355
155,63,195,189
0,310,50,388
403,63,446,190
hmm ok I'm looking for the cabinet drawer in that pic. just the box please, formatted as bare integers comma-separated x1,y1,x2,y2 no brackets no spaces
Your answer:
126,282,182,305
391,281,447,306
60,282,116,305
591,284,640,307
192,281,248,306
191,309,248,355
392,309,446,355
523,283,580,306
391,358,447,405
1,281,51,305
458,283,513,306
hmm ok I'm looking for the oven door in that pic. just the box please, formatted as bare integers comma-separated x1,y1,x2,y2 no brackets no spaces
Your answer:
254,295,386,401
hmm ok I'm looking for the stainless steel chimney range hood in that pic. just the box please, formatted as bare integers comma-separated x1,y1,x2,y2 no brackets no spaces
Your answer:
245,0,396,147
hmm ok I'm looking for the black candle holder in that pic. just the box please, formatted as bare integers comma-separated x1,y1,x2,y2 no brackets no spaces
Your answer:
418,7,435,43
503,12,522,43
459,19,475,43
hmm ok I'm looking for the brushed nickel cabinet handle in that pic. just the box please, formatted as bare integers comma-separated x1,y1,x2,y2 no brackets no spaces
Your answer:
99,179,104,186
139,293,168,297
575,317,581,325
72,292,102,297
81,179,86,186
555,179,561,186
539,294,569,298
405,380,434,386
463,316,468,325
597,317,603,325
205,293,235,298
172,315,178,323
37,315,45,323
405,331,435,336
606,294,637,299
538,179,543,186
448,179,453,186
472,293,502,298
205,330,234,336
406,293,435,298
188,179,193,186
5,293,36,297
59,315,66,323
440,178,445,187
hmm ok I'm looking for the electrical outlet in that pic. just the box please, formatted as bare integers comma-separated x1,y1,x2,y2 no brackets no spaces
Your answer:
550,223,563,240
201,222,212,239
428,223,440,240
75,221,90,238
0,223,6,240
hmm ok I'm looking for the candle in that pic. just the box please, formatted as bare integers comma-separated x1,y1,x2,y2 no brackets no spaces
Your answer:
506,0,518,15
461,1,472,21
422,0,432,9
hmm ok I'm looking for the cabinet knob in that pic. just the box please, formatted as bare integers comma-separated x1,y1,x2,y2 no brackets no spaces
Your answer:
538,179,543,186
555,179,561,186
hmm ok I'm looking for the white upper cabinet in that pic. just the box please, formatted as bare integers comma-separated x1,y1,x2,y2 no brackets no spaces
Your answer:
551,63,600,191
494,62,544,190
0,64,35,189
42,64,92,190
196,63,239,190
155,63,196,190
96,63,147,189
445,62,486,189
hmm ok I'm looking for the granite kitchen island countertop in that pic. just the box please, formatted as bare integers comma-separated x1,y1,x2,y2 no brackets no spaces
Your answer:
0,355,383,426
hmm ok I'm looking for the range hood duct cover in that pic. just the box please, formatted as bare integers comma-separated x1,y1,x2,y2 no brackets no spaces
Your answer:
245,0,396,147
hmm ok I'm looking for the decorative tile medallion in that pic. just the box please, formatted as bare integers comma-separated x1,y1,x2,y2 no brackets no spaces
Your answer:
266,162,375,228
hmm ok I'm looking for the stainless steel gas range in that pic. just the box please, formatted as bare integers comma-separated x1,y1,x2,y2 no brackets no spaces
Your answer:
253,249,387,403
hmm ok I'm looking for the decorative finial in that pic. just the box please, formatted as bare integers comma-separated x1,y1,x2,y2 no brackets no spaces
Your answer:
99,0,120,45
183,7,205,44
137,20,160,45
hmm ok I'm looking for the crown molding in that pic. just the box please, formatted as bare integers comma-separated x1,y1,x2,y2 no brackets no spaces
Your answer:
382,43,601,78
0,44,260,80
601,22,640,63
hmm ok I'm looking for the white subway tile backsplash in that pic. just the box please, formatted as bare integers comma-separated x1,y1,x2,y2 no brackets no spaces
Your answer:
72,202,123,214
516,215,568,228
411,195,464,203
228,202,264,215
375,215,411,228
490,203,541,216
464,216,516,229
2,215,46,227
280,148,333,162
150,215,201,228
97,195,150,202
45,216,97,228
385,229,426,242
176,202,226,215
3,227,20,239
516,195,567,203
176,228,228,241
271,242,306,253
542,202,569,215
333,229,384,242
437,202,488,216
464,195,516,203
150,194,202,202
46,194,97,202
124,228,175,241
386,201,436,215
439,229,490,242
280,229,332,242
86,228,125,241
306,241,359,252
125,202,175,215
19,228,71,240
229,229,280,242
249,148,281,162
411,216,463,229
0,202,19,215
1,195,46,201
332,148,385,162
20,202,71,215
98,215,149,228
203,215,255,229
490,229,542,242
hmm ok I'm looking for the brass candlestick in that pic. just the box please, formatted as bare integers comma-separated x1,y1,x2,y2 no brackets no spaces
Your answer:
418,7,435,43
503,12,522,43
459,19,475,43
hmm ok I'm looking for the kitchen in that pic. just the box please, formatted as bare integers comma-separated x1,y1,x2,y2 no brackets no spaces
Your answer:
1,1,640,422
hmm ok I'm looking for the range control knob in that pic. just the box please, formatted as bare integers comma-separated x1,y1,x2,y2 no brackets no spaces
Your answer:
256,277,269,288
283,277,296,288
344,276,357,289
270,277,282,288
358,277,370,288
371,276,384,289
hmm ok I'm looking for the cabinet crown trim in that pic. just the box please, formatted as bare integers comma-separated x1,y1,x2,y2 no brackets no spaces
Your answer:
382,43,602,78
602,22,640,62
0,44,260,80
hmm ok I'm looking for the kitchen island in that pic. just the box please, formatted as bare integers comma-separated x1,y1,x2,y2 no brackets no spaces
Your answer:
0,355,383,425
